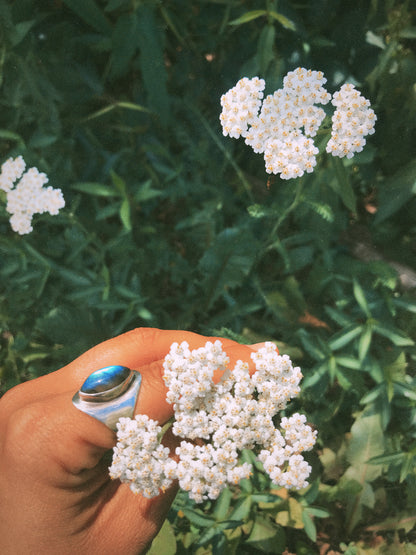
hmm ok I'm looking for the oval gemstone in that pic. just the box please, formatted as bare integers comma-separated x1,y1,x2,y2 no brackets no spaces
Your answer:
81,365,131,395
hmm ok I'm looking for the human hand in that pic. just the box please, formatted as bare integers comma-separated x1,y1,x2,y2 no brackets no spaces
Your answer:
0,328,257,555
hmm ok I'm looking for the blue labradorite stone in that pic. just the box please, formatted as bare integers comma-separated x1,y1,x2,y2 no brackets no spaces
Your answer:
81,365,131,394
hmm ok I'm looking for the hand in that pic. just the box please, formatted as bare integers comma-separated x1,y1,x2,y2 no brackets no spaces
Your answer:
0,328,256,555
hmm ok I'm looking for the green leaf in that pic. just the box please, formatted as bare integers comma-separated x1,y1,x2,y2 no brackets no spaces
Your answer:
344,413,385,532
147,519,176,555
229,10,267,26
85,101,149,121
198,228,258,308
110,12,139,78
246,516,286,553
119,198,131,231
0,129,25,146
367,452,405,465
229,495,252,521
329,157,357,213
374,324,415,346
374,159,416,223
358,325,373,361
301,510,317,542
305,200,335,222
136,6,170,122
336,356,362,370
360,383,383,404
353,279,371,317
183,508,215,528
247,204,278,219
268,10,296,31
71,182,120,197
213,488,232,520
62,0,112,34
257,24,275,74
10,20,37,47
329,325,362,351
393,381,416,402
135,180,162,202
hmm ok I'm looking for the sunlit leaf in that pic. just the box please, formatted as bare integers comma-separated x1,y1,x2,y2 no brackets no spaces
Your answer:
228,10,267,26
268,10,296,31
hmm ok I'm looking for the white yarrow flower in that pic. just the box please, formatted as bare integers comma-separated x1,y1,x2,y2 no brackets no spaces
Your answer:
220,68,376,179
220,77,266,139
326,83,377,158
0,156,65,234
110,340,317,502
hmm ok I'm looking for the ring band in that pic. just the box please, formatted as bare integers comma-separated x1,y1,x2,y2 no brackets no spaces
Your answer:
72,365,142,431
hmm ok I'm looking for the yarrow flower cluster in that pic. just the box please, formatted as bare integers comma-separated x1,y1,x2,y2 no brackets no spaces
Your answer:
0,156,65,234
220,67,376,179
109,340,317,503
326,83,376,159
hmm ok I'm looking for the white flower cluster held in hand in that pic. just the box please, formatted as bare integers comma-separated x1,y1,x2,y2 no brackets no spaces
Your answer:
0,156,65,234
220,67,376,179
109,340,317,503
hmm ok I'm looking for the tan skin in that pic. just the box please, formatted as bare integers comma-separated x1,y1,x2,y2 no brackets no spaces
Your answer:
0,328,258,555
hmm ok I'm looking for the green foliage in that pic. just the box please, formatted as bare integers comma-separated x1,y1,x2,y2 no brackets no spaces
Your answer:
1,0,415,552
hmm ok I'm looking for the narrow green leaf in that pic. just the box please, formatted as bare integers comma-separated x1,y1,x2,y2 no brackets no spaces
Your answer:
367,452,405,465
269,10,296,31
71,182,120,197
360,383,383,404
393,381,416,401
11,20,37,47
229,495,252,521
115,101,150,113
304,507,330,519
302,510,317,542
183,508,215,528
229,10,267,26
257,24,275,74
399,453,415,482
353,279,371,317
62,0,112,34
0,129,25,145
336,356,362,370
119,198,131,231
135,180,162,202
358,325,373,361
302,363,327,389
111,171,127,195
329,325,362,351
110,12,139,78
213,488,232,520
136,6,170,123
374,324,415,346
330,157,357,213
85,101,149,121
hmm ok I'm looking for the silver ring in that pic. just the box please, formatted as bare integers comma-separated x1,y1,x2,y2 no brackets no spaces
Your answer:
72,365,142,431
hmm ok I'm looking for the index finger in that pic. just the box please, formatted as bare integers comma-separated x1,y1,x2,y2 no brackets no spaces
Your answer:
0,328,256,415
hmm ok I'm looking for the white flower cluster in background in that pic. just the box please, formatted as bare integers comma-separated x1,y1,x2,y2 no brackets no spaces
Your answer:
109,340,317,503
0,156,65,234
326,83,377,159
220,67,376,179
